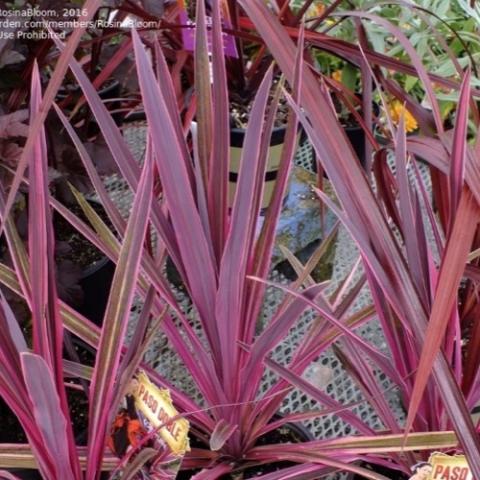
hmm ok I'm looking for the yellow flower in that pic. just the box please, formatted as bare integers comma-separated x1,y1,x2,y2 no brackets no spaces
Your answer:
305,1,325,19
388,100,418,133
432,81,452,94
331,70,342,83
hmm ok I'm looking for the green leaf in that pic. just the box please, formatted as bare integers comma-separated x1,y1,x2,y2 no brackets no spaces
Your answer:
342,62,357,92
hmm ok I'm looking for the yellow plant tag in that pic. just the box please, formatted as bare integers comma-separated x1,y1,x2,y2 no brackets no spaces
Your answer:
133,371,190,455
429,453,472,480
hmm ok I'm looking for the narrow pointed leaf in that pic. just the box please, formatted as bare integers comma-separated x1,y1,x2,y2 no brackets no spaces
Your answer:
394,115,430,308
28,63,79,477
28,62,59,370
210,420,238,451
194,0,213,187
86,152,153,477
131,30,220,354
448,68,471,223
208,0,230,261
215,67,273,394
405,187,480,436
21,353,75,480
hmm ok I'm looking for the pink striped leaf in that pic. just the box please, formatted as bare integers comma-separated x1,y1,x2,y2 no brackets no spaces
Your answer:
238,1,480,471
215,66,273,396
405,187,480,438
131,29,220,355
20,353,75,480
210,420,238,451
28,63,80,477
86,147,153,478
448,68,471,225
208,0,230,261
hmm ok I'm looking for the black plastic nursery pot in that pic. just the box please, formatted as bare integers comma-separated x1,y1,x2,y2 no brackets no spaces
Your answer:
310,97,380,173
3,469,110,480
6,467,110,479
229,126,300,211
76,257,115,326
53,200,115,326
4,469,43,480
56,78,121,102
345,124,369,167
57,79,122,136
309,123,370,174
349,461,410,479
177,418,314,479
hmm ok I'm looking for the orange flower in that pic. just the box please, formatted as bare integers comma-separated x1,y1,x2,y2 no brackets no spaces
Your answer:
331,70,342,83
306,1,325,19
388,100,418,133
432,81,452,94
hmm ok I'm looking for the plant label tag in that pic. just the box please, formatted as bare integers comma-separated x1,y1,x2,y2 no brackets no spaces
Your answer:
428,453,472,480
178,2,238,58
108,371,190,478
133,371,190,455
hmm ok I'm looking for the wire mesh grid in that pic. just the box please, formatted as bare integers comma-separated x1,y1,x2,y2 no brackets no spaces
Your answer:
109,122,421,478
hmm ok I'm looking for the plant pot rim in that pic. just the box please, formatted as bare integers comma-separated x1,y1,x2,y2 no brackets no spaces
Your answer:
229,125,287,135
56,78,121,99
230,124,303,148
122,110,147,123
124,113,298,139
80,255,111,279
270,413,314,442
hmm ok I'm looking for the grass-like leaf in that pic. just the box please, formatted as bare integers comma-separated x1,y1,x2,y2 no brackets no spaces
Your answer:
86,146,154,478
21,353,75,479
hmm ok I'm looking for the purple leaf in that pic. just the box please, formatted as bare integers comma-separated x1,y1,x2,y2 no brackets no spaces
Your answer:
0,290,27,353
0,471,22,480
21,352,75,480
131,29,220,355
210,420,238,451
215,66,273,397
208,0,230,262
86,142,154,478
448,68,471,225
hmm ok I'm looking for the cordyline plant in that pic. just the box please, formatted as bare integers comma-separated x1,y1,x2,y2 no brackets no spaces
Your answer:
239,0,480,475
0,2,477,480
0,60,156,479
